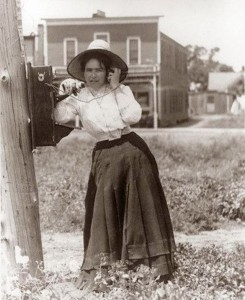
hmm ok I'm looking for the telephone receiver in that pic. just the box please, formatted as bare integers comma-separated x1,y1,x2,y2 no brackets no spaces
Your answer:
107,68,128,82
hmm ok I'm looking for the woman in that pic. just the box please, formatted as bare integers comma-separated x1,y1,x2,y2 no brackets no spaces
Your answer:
54,39,176,290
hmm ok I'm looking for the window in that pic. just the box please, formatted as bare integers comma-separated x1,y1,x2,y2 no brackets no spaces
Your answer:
137,92,149,109
162,90,167,114
133,90,150,112
64,38,77,65
127,37,141,65
94,32,110,43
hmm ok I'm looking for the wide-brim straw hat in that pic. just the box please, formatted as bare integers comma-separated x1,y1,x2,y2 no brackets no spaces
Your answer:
67,39,128,82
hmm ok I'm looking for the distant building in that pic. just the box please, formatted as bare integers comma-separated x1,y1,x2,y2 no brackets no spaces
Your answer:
189,72,244,115
23,34,36,65
34,11,188,127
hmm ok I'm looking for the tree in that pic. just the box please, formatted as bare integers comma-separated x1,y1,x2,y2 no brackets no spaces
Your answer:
216,64,234,72
0,0,43,281
186,45,234,91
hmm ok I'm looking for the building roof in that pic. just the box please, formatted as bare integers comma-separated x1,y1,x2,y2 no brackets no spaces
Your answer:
42,15,163,26
208,72,243,92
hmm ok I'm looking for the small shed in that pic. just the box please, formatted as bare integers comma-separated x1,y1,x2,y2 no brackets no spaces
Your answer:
189,91,234,115
189,72,244,115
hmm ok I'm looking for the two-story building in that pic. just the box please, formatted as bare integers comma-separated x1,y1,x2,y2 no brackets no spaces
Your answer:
35,11,188,127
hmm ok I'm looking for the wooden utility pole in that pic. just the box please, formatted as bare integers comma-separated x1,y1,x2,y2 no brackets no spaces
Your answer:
0,0,43,278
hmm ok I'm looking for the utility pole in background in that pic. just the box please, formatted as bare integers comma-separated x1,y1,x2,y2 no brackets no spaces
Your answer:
0,0,43,279
242,66,245,94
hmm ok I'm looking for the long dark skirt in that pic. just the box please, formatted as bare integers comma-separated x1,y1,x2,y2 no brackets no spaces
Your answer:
80,132,176,281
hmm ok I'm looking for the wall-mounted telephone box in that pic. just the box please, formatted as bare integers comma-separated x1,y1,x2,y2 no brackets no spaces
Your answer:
27,63,80,150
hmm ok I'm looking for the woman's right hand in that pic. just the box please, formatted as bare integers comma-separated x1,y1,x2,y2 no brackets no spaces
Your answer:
108,68,121,89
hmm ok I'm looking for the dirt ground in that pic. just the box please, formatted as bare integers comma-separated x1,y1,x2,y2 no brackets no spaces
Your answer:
42,222,245,271
62,114,244,146
170,113,245,128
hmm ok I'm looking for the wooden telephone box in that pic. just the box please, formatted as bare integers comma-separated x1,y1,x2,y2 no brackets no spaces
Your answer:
27,63,80,150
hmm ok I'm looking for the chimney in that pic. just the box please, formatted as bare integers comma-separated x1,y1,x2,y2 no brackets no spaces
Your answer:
92,10,106,18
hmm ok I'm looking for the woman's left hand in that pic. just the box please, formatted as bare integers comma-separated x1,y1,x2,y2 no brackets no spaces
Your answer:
108,68,121,89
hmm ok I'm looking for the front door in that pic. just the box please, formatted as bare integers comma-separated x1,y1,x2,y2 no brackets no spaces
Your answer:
207,96,215,113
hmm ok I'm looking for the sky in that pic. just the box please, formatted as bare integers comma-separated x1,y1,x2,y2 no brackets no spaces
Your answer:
20,0,245,71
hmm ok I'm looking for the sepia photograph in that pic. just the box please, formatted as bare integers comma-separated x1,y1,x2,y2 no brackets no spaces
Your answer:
1,0,245,299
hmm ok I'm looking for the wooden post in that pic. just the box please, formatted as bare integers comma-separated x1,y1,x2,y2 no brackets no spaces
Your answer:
152,65,158,129
0,0,43,279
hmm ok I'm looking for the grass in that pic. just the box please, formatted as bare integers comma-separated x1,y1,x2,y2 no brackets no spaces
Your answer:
2,130,245,299
34,131,245,234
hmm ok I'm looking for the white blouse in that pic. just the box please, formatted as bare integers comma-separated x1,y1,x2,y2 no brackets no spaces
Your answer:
54,84,142,141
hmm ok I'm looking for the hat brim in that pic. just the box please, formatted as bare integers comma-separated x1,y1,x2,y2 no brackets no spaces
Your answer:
67,49,128,82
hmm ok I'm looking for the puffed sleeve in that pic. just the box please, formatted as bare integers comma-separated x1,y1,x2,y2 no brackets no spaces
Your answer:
53,96,80,123
114,85,142,125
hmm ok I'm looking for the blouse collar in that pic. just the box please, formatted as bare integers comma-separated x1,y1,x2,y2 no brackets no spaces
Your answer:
78,84,112,103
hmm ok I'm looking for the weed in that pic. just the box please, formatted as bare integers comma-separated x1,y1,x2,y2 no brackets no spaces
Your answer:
34,132,245,234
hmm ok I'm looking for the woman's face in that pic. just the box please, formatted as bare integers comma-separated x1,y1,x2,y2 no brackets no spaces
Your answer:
84,58,107,90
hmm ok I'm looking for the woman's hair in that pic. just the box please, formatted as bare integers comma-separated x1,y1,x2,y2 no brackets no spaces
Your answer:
80,52,112,73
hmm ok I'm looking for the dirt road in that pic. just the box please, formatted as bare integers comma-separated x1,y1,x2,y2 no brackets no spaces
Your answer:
42,223,245,271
